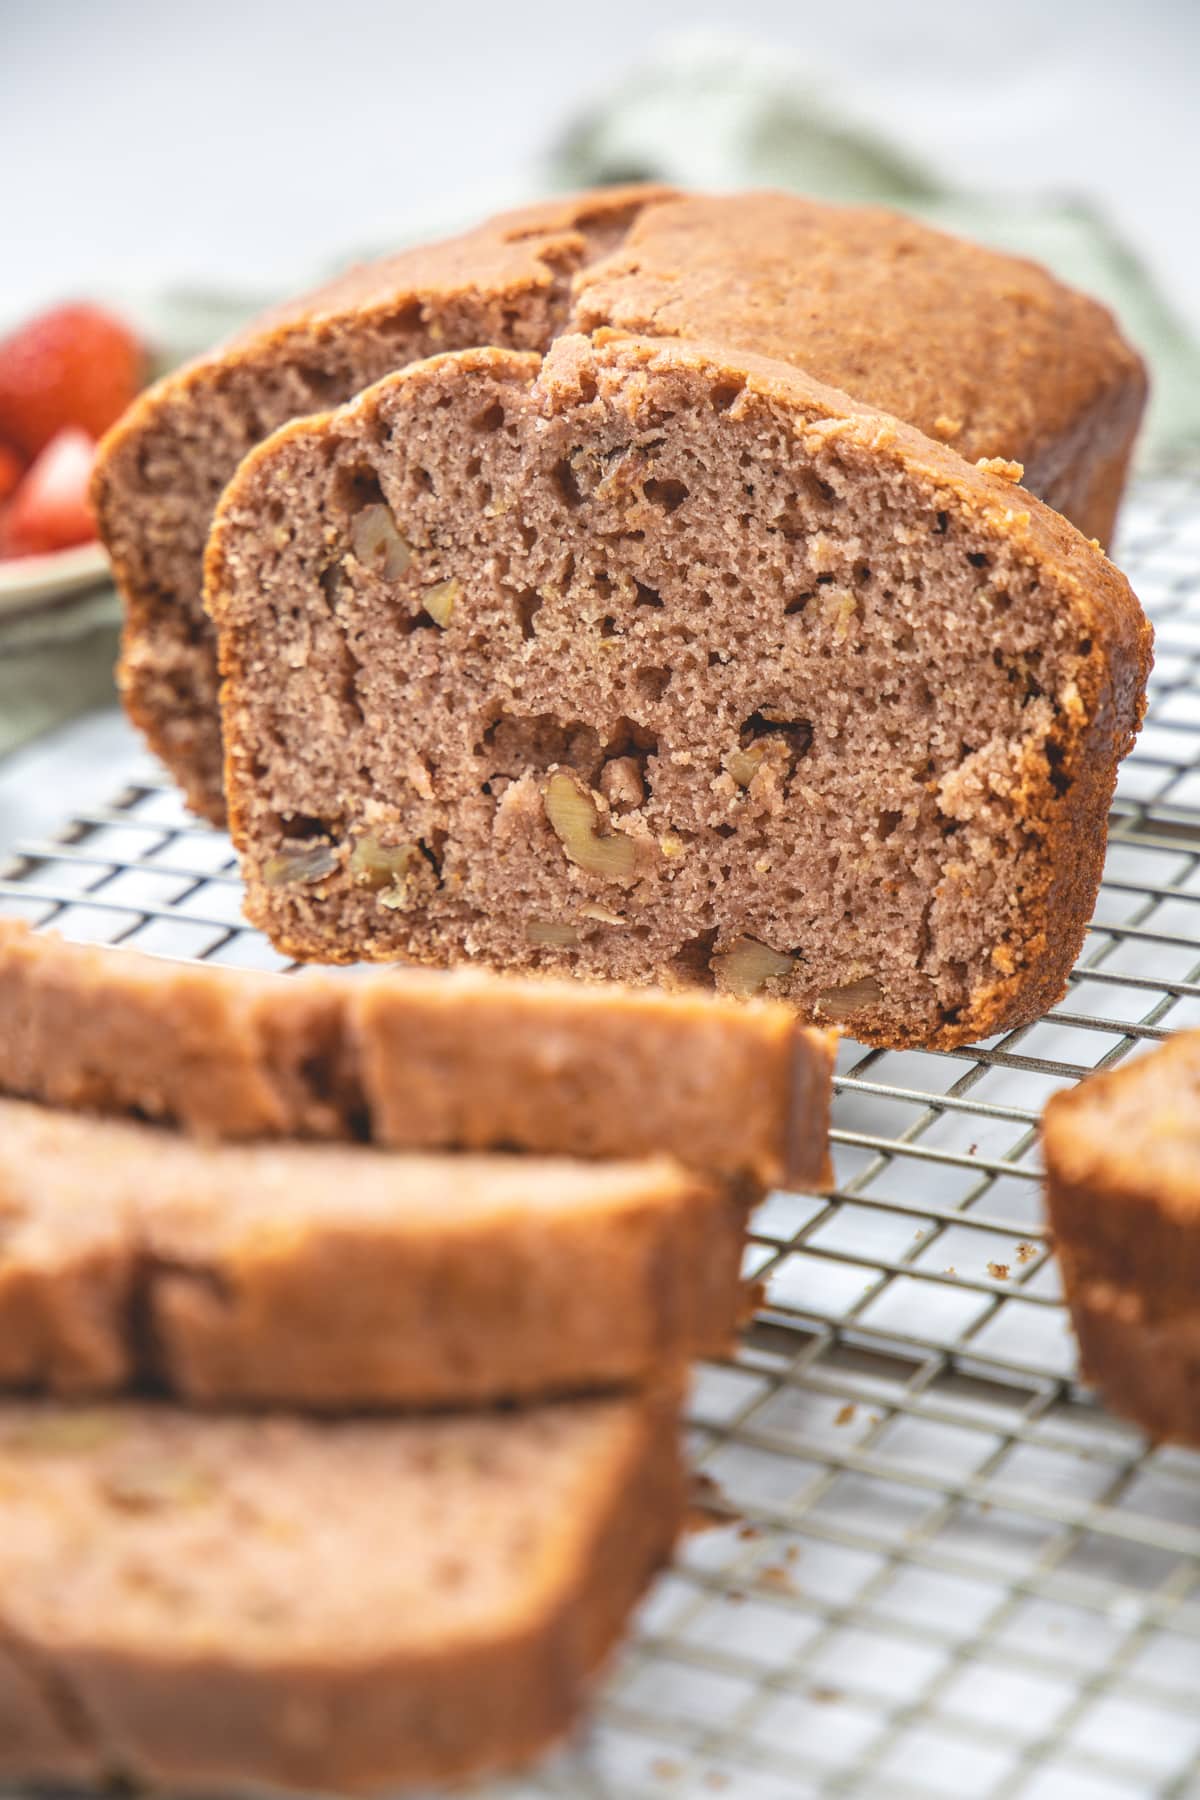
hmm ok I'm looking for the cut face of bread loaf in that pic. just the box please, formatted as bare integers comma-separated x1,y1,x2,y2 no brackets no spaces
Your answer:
209,333,1150,1050
0,1095,745,1407
0,1391,681,1794
1043,1034,1200,1446
0,920,833,1187
94,186,1146,822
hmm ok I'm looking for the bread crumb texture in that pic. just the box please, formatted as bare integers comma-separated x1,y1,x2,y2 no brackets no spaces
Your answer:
209,329,1150,1049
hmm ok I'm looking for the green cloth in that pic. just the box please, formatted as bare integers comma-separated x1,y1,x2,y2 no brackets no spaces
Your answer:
0,588,123,760
6,39,1198,761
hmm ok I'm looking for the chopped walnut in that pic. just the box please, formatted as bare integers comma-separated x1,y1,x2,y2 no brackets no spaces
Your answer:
349,502,412,579
599,755,645,811
262,844,338,887
349,835,423,893
348,834,435,911
710,936,794,997
816,974,883,1020
728,745,765,788
543,770,637,879
579,903,624,925
525,920,581,947
422,577,460,627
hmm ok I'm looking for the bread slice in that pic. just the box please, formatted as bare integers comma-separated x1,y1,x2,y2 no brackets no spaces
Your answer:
0,1095,744,1407
0,1390,681,1793
0,920,832,1187
1043,1034,1200,1444
93,186,1146,822
208,333,1150,1050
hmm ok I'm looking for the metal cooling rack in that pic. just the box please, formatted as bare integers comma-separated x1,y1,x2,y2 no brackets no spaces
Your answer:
4,466,1200,1800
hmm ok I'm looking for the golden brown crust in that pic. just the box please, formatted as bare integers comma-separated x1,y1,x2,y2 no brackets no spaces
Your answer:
570,193,1146,545
0,1392,683,1794
351,958,836,1190
0,920,831,1182
95,185,1146,823
1057,1270,1200,1446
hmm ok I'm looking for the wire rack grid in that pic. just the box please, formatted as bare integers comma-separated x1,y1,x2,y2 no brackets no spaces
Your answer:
3,466,1200,1800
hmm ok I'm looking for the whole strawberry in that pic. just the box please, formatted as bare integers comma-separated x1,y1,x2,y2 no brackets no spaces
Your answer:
0,303,145,460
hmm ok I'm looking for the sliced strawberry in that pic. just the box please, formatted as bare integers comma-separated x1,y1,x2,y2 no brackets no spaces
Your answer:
1,428,98,558
0,443,23,504
0,303,145,460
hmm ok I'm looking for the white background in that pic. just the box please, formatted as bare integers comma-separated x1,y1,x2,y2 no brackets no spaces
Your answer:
2,0,1200,333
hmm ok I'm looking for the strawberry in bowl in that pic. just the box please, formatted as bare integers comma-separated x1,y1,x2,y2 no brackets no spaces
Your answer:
0,302,146,566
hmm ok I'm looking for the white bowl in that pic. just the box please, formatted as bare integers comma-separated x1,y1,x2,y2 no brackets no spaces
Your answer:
0,540,111,618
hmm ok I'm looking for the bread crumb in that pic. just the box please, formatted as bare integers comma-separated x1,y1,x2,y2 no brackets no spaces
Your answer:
685,1471,732,1534
976,456,1025,483
810,1685,843,1704
933,414,963,440
651,1758,682,1782
1016,1242,1037,1264
758,1565,796,1593
988,1261,1011,1281
834,1403,857,1427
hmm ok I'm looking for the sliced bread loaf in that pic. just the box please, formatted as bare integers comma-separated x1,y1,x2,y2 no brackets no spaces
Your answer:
0,920,833,1187
0,1390,680,1793
1043,1034,1200,1445
0,1095,743,1406
93,186,1145,821
208,332,1150,1049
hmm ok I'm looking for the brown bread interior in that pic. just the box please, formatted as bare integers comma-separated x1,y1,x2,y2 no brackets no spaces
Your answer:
211,334,1149,1048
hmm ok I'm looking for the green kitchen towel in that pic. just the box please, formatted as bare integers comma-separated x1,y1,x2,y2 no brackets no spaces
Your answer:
5,34,1198,763
550,36,1200,455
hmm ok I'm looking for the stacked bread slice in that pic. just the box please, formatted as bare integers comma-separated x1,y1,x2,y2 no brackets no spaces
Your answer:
0,920,833,1793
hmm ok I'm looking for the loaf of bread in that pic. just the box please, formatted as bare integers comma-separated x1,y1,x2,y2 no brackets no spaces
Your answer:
208,332,1150,1049
1043,1034,1200,1445
0,1095,745,1406
0,1391,680,1793
93,186,1147,823
0,920,833,1187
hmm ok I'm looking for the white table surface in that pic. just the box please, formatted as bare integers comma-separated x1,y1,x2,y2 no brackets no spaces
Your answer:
3,0,1200,337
